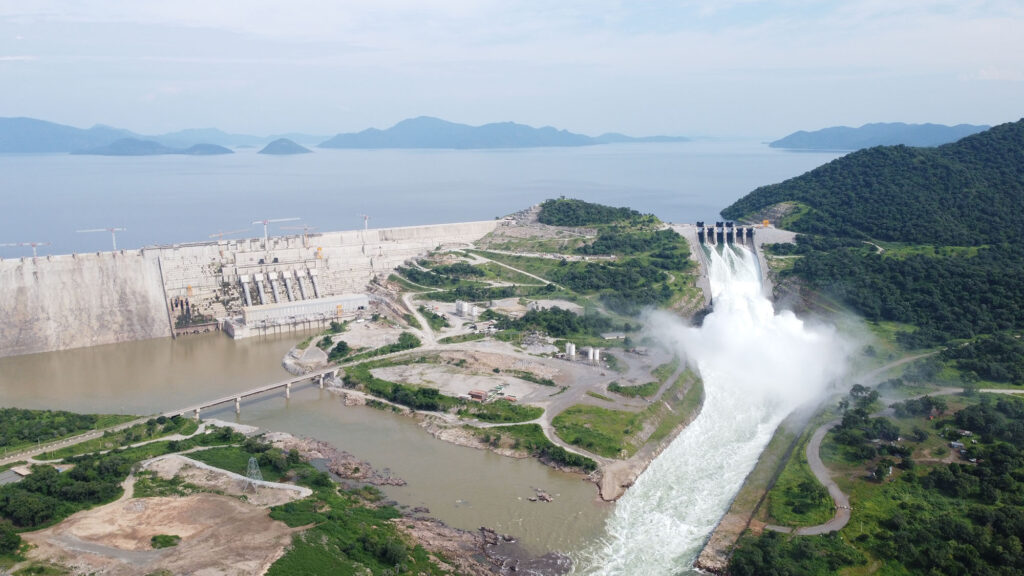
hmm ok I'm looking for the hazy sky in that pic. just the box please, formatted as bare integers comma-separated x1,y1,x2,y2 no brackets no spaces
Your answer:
1,1,1021,138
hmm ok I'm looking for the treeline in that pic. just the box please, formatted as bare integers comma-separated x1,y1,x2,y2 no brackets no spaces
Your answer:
577,227,689,260
730,531,865,576
785,240,1024,346
722,119,1024,245
537,198,644,227
483,306,613,338
942,333,1024,385
0,408,103,448
552,259,677,315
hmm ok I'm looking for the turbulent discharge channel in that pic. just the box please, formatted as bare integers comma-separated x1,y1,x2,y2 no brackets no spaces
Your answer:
578,244,850,575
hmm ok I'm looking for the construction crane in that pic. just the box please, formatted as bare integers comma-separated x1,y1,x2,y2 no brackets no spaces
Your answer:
208,228,248,240
77,227,126,251
281,225,316,248
252,217,300,250
0,241,50,258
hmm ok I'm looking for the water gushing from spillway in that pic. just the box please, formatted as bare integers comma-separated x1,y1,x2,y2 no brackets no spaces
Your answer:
577,244,850,575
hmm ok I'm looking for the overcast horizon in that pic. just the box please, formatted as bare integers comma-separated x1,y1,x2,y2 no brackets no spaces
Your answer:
2,1,1022,139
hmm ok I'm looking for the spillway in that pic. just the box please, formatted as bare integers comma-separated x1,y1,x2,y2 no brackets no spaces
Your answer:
577,244,848,575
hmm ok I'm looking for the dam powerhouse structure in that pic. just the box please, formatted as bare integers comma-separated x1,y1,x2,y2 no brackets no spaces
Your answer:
0,221,499,358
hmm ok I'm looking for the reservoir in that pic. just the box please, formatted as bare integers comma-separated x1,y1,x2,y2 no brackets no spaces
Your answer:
0,140,841,255
0,331,610,554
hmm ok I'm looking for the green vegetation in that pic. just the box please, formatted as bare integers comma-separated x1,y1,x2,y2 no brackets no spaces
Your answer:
781,237,1024,347
0,520,20,555
417,305,449,331
586,391,613,402
346,332,421,362
479,424,597,471
40,416,198,459
266,487,444,575
458,400,542,423
0,425,244,531
553,369,703,460
437,332,486,344
11,565,67,575
730,531,866,576
766,444,833,526
476,262,539,284
343,359,458,412
722,120,1024,245
132,470,202,498
150,534,181,549
733,391,1024,575
646,370,703,445
607,381,658,398
537,198,645,227
190,440,303,482
723,121,1024,352
476,248,692,316
484,306,613,339
431,262,485,278
552,405,642,458
0,408,134,453
326,339,351,362
506,369,556,387
608,358,677,398
942,332,1024,385
402,313,422,329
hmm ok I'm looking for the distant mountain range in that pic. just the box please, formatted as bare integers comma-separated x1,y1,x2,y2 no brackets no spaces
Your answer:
769,122,990,151
0,116,688,154
319,116,688,149
0,117,327,153
71,138,234,156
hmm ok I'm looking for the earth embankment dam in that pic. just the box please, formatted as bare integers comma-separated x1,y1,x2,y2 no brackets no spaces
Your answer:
0,220,498,358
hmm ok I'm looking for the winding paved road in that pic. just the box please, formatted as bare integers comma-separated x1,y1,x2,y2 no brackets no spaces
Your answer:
765,419,849,535
764,352,941,535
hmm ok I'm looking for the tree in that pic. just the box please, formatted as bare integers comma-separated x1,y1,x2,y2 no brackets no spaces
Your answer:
0,520,20,554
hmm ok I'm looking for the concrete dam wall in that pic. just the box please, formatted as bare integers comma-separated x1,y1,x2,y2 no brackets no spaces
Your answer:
0,220,500,358
0,251,171,358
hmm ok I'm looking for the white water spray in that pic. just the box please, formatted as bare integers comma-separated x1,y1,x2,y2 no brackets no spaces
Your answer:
578,244,850,575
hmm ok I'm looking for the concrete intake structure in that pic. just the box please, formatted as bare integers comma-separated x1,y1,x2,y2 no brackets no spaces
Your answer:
0,220,499,358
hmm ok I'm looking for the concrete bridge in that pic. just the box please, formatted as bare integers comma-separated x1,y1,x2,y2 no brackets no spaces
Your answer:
163,366,341,419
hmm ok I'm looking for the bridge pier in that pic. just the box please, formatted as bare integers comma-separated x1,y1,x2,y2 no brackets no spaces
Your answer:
235,396,241,414
286,382,291,399
194,407,201,420
318,374,324,389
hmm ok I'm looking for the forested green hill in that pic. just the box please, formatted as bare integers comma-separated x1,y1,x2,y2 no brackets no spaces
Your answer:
722,119,1024,245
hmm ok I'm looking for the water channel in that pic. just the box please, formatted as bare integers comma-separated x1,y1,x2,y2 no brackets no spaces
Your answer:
0,331,610,554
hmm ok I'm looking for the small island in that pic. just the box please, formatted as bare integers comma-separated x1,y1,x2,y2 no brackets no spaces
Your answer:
258,138,312,155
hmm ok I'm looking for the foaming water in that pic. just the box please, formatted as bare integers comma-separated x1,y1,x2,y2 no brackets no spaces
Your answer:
578,244,849,575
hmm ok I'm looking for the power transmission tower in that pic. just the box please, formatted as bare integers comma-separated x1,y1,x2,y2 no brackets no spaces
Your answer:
244,456,263,493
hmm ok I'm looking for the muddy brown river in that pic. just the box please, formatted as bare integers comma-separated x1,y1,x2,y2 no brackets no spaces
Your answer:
0,331,610,554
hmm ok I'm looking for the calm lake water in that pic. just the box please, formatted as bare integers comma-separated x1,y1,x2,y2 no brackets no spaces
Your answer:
0,141,842,558
0,141,841,255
